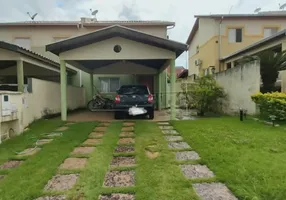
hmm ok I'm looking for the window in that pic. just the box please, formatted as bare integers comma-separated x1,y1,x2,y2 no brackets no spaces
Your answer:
264,28,278,38
228,28,242,43
99,78,120,93
226,63,232,69
14,38,31,50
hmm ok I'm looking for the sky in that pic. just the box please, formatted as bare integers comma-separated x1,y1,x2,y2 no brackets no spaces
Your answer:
0,0,282,67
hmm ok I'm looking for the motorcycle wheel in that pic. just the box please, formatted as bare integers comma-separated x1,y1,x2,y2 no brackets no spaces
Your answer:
87,99,102,111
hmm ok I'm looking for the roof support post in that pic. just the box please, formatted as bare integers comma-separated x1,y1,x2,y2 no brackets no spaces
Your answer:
282,40,286,51
170,59,176,120
17,60,24,92
60,60,67,121
90,73,94,100
157,71,162,111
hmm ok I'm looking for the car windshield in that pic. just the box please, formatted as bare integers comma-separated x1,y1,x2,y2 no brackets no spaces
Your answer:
118,86,149,95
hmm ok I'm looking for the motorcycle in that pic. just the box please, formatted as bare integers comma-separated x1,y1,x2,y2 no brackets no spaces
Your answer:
87,87,114,111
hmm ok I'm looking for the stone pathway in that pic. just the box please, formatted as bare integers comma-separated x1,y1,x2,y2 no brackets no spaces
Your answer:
102,121,136,200
158,122,238,200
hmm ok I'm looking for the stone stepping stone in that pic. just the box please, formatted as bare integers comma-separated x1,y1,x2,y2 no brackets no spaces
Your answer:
36,139,53,146
162,130,179,135
83,139,102,146
59,158,88,169
35,195,66,200
180,165,215,180
158,122,170,125
0,160,23,169
99,122,110,127
16,148,41,157
165,136,183,142
99,194,135,200
121,127,134,132
89,132,105,138
176,151,200,161
118,138,135,145
94,127,107,132
65,122,75,126
120,132,134,137
193,183,238,200
104,170,135,187
115,146,135,153
45,133,62,138
168,142,190,150
159,126,173,130
123,122,135,126
56,127,68,132
110,156,136,167
71,147,95,155
0,175,5,181
44,174,79,191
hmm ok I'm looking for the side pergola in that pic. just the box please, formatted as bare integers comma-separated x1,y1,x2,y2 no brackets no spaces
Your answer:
46,25,188,121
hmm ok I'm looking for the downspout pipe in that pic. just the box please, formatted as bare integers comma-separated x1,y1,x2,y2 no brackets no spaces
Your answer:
218,16,224,71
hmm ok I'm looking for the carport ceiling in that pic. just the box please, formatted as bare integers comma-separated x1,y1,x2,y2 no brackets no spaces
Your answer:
76,59,167,70
0,60,16,70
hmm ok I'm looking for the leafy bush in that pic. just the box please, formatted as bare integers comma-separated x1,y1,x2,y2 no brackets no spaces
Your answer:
251,92,286,121
178,75,226,116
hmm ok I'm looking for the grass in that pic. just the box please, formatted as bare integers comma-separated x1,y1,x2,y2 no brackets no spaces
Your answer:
0,121,95,200
173,117,286,200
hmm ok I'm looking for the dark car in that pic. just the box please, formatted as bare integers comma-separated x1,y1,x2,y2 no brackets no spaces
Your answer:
114,85,154,119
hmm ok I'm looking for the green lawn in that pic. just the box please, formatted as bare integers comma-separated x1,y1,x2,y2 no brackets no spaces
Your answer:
173,117,286,200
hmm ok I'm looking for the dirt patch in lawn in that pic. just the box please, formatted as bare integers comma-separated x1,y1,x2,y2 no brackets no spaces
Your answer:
36,139,53,145
56,127,69,132
71,147,95,155
44,174,79,191
115,146,135,153
0,175,6,181
83,139,102,146
168,142,190,150
176,151,200,161
193,183,237,200
145,150,159,159
123,122,135,126
121,127,134,132
180,165,215,180
89,132,105,138
118,138,135,145
104,171,135,187
111,157,136,167
0,160,23,169
99,194,135,200
16,147,41,157
59,158,88,169
165,136,183,142
120,132,134,137
162,130,179,135
35,195,67,200
94,127,107,132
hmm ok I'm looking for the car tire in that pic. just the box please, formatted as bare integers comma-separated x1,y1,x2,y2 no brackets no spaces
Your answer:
114,111,121,120
148,108,154,119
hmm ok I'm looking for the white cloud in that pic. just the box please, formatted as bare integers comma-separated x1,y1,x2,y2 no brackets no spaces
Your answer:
0,0,282,66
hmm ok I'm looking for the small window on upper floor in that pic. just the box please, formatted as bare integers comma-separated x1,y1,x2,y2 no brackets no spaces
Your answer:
264,28,278,38
228,28,242,43
226,62,232,70
14,38,31,50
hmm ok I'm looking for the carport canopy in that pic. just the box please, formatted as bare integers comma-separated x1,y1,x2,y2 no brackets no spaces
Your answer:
46,25,188,120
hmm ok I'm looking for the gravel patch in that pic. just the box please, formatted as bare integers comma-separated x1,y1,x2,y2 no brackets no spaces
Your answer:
193,183,238,200
71,147,95,155
104,171,135,187
120,132,134,137
180,165,215,179
118,138,135,145
176,151,200,161
83,139,102,146
16,148,41,157
36,139,53,145
162,130,179,135
59,158,88,169
0,160,23,169
94,127,107,132
159,126,173,130
115,146,135,153
56,127,68,132
165,136,183,142
121,127,134,132
111,157,136,167
44,174,79,191
89,132,105,138
99,194,135,200
35,196,66,200
168,142,190,150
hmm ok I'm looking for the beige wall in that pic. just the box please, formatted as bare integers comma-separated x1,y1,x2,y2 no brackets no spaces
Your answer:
214,61,260,114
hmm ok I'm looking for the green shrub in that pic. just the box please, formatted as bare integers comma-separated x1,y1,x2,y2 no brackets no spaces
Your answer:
251,92,286,121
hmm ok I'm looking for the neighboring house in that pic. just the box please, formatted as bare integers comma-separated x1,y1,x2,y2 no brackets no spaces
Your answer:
167,66,186,79
0,18,178,108
186,11,286,75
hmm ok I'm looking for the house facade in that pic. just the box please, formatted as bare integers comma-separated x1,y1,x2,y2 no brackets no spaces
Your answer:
186,11,286,75
0,18,176,108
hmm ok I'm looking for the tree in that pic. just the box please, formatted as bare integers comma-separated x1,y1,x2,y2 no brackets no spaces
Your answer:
178,75,225,116
238,50,286,93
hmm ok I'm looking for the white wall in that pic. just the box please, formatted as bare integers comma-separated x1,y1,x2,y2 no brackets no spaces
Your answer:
214,61,260,114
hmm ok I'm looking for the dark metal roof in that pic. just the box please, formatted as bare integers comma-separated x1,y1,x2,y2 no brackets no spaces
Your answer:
221,29,286,61
46,25,188,57
0,41,76,74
